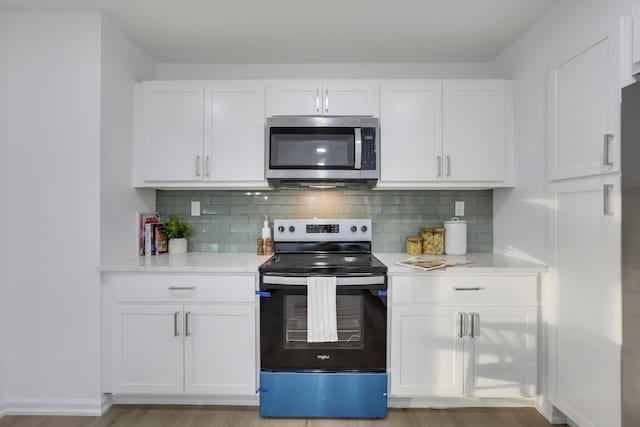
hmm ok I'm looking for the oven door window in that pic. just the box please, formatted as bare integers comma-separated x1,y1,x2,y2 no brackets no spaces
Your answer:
259,286,386,372
285,294,363,349
269,127,355,169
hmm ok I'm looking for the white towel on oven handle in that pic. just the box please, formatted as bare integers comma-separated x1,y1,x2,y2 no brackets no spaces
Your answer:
307,276,338,342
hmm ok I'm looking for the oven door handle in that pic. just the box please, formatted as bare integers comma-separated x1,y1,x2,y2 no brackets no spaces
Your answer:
261,275,386,286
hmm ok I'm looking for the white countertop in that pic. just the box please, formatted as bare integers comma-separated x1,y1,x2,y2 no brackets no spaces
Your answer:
375,252,547,275
100,251,546,274
100,252,271,273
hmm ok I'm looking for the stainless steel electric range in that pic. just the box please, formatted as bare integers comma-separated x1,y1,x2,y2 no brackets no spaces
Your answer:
257,219,388,418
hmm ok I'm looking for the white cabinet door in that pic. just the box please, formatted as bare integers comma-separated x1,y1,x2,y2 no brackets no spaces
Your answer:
551,176,621,427
143,82,204,182
550,36,620,181
465,306,537,398
184,304,256,395
270,81,323,116
113,304,184,394
390,305,465,396
270,80,377,116
379,81,443,182
442,80,507,182
633,5,640,75
204,82,266,182
323,81,377,116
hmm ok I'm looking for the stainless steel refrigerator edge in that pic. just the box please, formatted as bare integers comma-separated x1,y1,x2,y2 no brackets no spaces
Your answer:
621,81,640,426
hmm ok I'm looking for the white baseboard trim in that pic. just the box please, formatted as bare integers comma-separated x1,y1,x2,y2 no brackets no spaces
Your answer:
112,394,259,406
5,397,107,416
101,394,113,415
387,396,537,409
0,401,6,418
534,396,568,424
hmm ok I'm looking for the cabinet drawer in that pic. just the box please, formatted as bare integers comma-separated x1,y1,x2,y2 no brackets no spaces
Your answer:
112,274,256,303
391,274,538,304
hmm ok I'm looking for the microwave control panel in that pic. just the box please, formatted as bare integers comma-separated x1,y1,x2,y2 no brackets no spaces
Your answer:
361,128,377,170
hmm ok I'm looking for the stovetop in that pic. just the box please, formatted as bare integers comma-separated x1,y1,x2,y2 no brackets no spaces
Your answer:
260,218,387,276
259,252,387,276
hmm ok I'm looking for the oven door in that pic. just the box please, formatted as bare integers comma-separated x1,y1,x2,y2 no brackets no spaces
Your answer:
259,275,387,372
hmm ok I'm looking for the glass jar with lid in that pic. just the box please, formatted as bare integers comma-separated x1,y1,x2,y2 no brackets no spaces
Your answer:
420,227,445,255
406,236,422,255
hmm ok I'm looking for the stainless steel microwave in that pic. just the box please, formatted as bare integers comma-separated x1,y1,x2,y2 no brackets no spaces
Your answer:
266,116,379,186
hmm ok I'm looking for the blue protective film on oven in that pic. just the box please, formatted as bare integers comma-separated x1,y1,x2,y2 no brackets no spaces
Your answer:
259,371,388,418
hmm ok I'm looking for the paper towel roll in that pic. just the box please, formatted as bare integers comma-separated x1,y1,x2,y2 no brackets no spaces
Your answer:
445,217,467,255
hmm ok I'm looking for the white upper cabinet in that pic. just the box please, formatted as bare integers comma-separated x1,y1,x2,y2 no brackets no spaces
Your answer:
142,82,204,182
270,81,323,116
550,34,620,181
631,5,640,76
443,80,507,182
380,81,443,182
138,81,268,188
270,80,378,116
378,79,513,188
204,81,266,183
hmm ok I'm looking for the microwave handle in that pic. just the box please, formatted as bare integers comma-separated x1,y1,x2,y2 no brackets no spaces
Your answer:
354,128,362,170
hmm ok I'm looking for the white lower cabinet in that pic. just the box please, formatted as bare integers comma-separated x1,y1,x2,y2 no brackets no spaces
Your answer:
465,306,537,398
183,304,255,394
390,275,538,399
109,274,257,396
114,304,185,394
390,305,465,396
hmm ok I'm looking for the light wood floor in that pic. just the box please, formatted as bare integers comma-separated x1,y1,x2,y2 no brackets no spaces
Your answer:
0,405,566,427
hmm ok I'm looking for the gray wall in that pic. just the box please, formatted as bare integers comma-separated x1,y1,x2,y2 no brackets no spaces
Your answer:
156,189,493,253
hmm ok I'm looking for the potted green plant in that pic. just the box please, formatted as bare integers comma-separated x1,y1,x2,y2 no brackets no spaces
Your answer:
163,215,193,255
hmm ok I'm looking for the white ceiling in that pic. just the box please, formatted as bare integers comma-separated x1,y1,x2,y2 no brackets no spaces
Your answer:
0,0,558,63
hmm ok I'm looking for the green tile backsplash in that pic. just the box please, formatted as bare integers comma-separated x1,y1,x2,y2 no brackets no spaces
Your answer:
156,189,493,253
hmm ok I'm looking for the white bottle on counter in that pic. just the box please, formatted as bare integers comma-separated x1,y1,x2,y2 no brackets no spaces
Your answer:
262,216,271,241
444,217,467,255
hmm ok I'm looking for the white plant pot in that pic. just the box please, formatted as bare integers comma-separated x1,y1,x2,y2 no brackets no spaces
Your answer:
169,238,188,255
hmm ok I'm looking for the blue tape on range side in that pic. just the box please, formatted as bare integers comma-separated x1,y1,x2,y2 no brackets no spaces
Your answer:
377,290,387,297
255,290,271,297
259,371,388,418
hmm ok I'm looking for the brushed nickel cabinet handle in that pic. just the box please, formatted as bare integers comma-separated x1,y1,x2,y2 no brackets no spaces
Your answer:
195,155,201,177
205,156,211,177
454,287,485,291
168,286,196,291
604,184,613,216
173,311,180,337
604,134,614,167
446,155,451,177
316,89,320,112
185,311,191,337
459,312,468,338
437,155,442,177
470,312,480,338
325,88,329,113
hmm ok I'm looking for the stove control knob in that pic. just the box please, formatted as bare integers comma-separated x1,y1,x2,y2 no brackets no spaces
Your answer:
277,226,285,233
350,225,357,233
289,226,295,233
361,225,368,233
